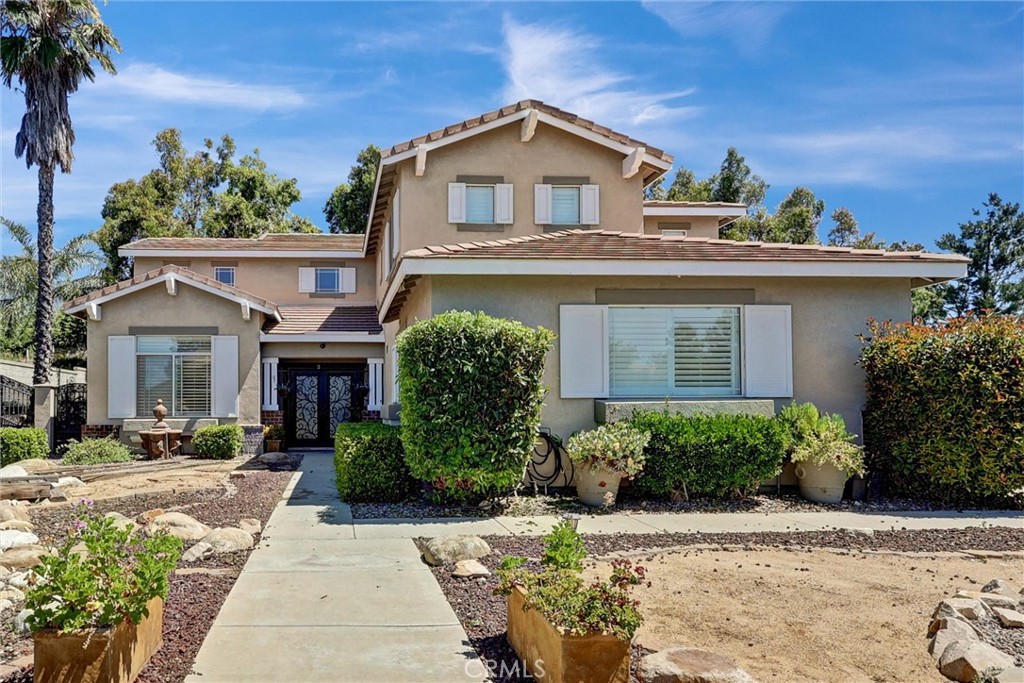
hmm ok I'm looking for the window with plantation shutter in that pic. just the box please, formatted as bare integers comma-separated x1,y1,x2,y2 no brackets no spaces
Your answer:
609,307,741,397
135,336,212,416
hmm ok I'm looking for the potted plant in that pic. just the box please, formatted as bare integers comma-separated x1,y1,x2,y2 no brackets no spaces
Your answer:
263,424,284,453
26,499,182,683
567,422,649,507
785,406,866,504
496,521,647,683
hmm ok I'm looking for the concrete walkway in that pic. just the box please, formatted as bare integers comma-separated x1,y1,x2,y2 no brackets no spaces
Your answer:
187,450,1021,682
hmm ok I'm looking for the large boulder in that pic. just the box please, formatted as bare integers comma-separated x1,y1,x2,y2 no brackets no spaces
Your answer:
929,619,978,661
0,545,50,569
146,512,211,541
639,648,758,683
0,531,40,552
422,536,491,566
202,528,254,554
939,641,1015,683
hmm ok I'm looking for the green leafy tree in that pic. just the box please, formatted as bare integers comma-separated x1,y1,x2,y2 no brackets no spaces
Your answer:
2,0,120,383
0,218,102,358
95,129,317,281
324,144,381,234
936,193,1023,315
713,147,768,207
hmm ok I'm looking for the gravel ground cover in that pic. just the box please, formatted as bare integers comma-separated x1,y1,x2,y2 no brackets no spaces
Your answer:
354,489,1020,519
423,526,1024,683
0,459,299,683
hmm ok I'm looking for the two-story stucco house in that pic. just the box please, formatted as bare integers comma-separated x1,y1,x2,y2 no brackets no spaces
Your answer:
66,100,967,455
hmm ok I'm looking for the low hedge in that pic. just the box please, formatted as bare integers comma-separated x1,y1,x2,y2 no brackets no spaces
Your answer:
628,412,787,499
860,315,1024,505
334,423,417,502
192,425,244,460
0,427,49,467
60,437,134,466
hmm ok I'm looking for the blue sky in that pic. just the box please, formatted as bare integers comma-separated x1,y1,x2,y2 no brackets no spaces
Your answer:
1,1,1022,252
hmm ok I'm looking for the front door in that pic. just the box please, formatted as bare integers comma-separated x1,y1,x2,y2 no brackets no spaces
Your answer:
285,365,361,447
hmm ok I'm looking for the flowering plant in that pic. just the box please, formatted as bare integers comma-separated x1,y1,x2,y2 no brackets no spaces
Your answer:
566,422,650,478
263,425,284,440
24,500,182,633
789,413,866,477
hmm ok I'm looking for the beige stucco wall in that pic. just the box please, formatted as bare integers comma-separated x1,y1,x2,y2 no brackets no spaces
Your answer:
425,274,912,441
132,255,377,306
86,282,262,426
642,215,721,238
261,342,384,361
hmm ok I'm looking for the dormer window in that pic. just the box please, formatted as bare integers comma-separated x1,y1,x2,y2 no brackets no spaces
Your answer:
535,177,600,227
448,176,513,229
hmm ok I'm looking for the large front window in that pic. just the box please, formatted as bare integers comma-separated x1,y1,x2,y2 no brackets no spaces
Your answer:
609,306,741,397
136,336,212,416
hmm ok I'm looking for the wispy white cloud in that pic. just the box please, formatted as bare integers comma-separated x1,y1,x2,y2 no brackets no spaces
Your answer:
500,18,699,127
89,63,307,111
642,1,789,54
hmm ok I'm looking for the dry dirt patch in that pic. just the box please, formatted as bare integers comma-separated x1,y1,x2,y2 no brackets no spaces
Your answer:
614,547,1021,683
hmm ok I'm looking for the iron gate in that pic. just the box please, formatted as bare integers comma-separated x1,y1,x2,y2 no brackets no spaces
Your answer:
0,375,33,428
55,382,88,449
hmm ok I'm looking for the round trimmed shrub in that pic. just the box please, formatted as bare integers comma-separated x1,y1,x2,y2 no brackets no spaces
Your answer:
60,436,134,466
334,423,417,502
397,311,555,501
0,427,49,466
192,424,244,460
860,315,1024,506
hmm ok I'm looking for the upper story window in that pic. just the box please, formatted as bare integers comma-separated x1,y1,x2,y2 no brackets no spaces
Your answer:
316,268,340,293
136,335,211,417
535,178,600,226
448,177,513,227
298,267,356,295
214,266,235,287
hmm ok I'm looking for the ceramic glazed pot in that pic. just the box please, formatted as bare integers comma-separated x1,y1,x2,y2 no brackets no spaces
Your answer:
795,461,848,504
576,466,623,507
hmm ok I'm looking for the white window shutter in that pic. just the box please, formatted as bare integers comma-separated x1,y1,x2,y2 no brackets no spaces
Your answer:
211,335,239,417
743,305,793,398
495,183,514,224
298,267,316,293
108,336,136,418
340,267,357,293
448,183,466,223
559,305,609,398
581,184,600,224
534,184,553,224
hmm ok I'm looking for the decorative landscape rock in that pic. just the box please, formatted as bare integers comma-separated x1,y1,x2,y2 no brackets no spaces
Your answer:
939,640,1015,682
638,647,758,683
0,587,25,603
929,619,979,661
992,607,1024,628
104,512,138,533
13,607,32,635
0,465,29,479
452,559,490,578
146,512,211,541
0,598,12,612
137,508,165,525
56,476,85,488
955,590,1019,610
0,544,50,569
994,667,1024,683
257,452,290,465
0,531,40,552
180,542,214,563
983,579,1022,604
202,527,254,553
422,535,491,566
238,518,262,535
840,527,874,538
0,504,30,523
937,598,987,621
0,520,35,532
7,571,29,589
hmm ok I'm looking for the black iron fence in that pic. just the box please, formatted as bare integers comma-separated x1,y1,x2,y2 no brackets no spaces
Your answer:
0,375,33,428
55,382,88,449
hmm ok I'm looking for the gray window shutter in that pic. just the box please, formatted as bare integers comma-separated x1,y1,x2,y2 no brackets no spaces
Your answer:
108,336,136,418
211,335,239,417
743,305,793,397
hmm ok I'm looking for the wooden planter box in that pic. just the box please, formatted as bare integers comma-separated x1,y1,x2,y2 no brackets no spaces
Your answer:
33,597,164,683
506,586,630,683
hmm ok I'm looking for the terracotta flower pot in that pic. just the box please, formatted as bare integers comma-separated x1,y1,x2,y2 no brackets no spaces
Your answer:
33,597,164,683
265,439,281,453
506,586,630,683
795,461,849,504
576,466,623,507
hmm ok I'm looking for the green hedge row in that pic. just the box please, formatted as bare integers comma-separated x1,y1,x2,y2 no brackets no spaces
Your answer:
628,412,787,500
0,427,49,467
334,423,417,502
860,316,1024,505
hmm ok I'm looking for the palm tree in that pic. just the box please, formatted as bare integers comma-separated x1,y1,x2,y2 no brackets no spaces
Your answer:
1,0,119,383
0,217,104,353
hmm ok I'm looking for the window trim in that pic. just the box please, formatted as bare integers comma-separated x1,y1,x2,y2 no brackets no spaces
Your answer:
213,266,236,287
135,335,212,417
607,304,744,399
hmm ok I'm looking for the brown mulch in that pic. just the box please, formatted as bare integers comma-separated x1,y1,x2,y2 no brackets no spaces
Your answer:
422,526,1024,682
0,461,299,683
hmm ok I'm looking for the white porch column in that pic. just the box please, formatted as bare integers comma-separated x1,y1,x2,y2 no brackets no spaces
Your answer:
261,357,279,410
367,358,384,411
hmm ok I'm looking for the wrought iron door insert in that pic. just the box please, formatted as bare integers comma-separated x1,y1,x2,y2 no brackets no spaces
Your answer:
285,365,362,447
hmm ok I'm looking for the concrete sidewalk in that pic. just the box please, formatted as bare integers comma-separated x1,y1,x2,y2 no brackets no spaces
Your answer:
185,452,478,683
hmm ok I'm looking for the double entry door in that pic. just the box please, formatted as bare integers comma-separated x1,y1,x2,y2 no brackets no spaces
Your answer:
285,364,362,447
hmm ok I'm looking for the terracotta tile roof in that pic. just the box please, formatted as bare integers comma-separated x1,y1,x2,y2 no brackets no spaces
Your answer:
383,99,673,164
643,200,747,208
122,233,364,252
64,265,280,317
263,306,382,335
403,230,970,263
